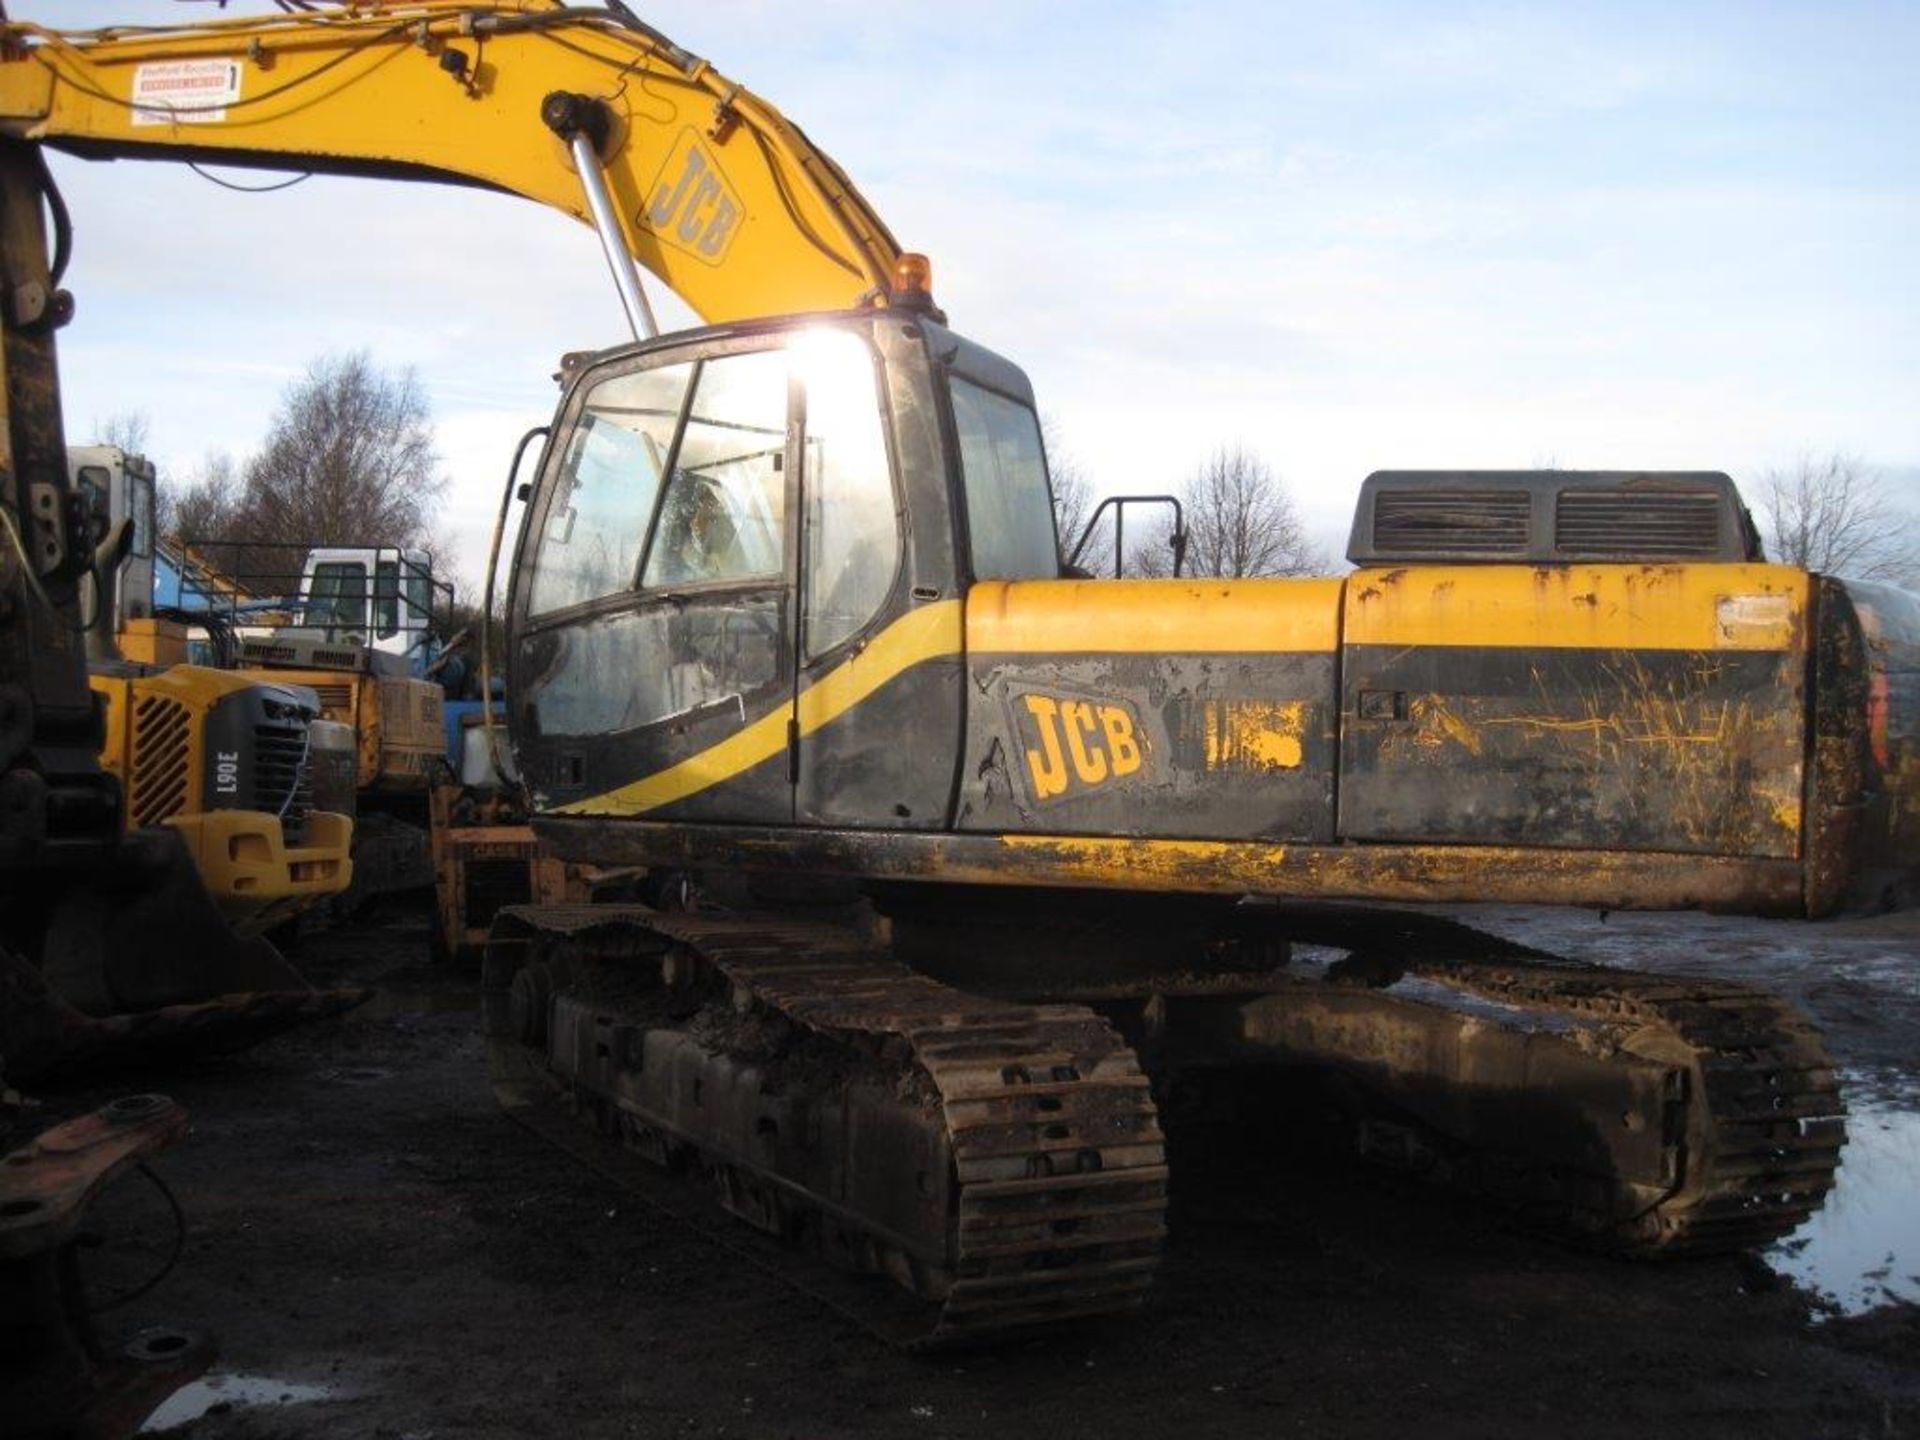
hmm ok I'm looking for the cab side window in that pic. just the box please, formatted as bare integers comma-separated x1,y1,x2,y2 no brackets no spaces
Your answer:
799,331,898,656
77,465,110,535
641,350,788,589
950,378,1059,581
128,472,154,558
374,560,399,639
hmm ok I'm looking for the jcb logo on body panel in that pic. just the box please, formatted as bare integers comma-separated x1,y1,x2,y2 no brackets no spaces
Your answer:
1016,693,1144,802
642,130,744,265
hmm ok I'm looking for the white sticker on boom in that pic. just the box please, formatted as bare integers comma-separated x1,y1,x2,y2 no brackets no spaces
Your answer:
131,60,243,126
1716,592,1793,645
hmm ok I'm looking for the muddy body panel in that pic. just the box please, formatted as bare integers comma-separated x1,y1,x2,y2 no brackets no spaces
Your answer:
1336,563,1811,859
523,537,1910,915
528,558,1910,918
959,579,1341,841
534,816,1808,914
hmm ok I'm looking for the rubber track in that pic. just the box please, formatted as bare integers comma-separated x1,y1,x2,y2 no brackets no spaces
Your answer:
1411,956,1845,1253
493,906,1168,1347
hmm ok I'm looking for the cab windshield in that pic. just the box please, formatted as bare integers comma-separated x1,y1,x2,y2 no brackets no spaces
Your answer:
528,343,874,621
528,361,690,617
308,561,368,629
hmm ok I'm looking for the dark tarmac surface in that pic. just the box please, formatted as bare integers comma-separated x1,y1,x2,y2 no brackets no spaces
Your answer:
27,898,1920,1439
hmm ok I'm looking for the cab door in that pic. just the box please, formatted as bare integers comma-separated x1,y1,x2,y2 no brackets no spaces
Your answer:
510,340,798,822
788,328,960,829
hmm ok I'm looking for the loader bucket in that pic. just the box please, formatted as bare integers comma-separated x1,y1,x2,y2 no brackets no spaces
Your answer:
2,828,367,1084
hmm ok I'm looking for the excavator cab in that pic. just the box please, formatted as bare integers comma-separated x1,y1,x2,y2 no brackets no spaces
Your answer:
508,311,1017,831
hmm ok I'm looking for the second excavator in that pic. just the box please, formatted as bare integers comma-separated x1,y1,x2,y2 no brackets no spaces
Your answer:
2,1,1912,1347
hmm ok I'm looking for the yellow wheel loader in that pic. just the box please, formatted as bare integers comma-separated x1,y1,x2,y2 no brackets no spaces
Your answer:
73,446,356,940
89,663,352,938
156,538,446,909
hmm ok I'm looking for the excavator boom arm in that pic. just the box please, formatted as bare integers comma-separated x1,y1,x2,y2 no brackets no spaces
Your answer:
0,2,902,324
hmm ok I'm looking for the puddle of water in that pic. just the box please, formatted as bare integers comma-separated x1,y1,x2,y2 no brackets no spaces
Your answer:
140,1373,337,1431
1288,945,1588,1034
1386,975,1587,1034
1768,1105,1920,1316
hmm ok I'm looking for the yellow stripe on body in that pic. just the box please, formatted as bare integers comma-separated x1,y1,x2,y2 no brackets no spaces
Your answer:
1346,564,1810,651
968,578,1344,654
556,600,962,817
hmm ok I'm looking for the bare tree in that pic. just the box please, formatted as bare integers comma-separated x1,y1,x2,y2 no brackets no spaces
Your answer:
1041,416,1096,567
1759,453,1918,585
92,410,151,457
238,350,444,550
166,451,242,542
1131,445,1322,579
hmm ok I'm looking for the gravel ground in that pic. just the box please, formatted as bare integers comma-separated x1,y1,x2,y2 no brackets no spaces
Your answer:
21,897,1920,1440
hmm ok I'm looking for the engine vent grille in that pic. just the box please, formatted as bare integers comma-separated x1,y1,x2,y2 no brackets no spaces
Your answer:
309,682,354,715
1372,490,1531,557
1349,472,1754,565
253,722,314,846
239,637,364,672
129,695,191,827
1554,491,1724,558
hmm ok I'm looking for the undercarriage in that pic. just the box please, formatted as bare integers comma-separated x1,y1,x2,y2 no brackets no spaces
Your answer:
483,890,1844,1346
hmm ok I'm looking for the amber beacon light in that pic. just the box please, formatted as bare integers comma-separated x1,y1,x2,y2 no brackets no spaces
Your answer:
892,252,934,298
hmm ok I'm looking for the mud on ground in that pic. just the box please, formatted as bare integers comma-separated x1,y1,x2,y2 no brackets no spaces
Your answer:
22,899,1920,1440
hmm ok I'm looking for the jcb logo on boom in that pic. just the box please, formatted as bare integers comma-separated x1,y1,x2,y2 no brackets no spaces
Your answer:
643,130,744,264
1018,694,1144,802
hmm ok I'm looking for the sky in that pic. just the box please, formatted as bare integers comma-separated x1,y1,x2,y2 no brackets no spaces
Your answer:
19,1,1920,593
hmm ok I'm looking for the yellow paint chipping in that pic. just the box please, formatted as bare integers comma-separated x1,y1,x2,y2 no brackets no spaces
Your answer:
1346,564,1809,652
1410,697,1484,756
1202,700,1308,771
999,834,1280,889
984,833,1802,910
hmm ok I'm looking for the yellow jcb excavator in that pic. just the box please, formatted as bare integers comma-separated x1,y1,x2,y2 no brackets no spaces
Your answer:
0,1,1913,1347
